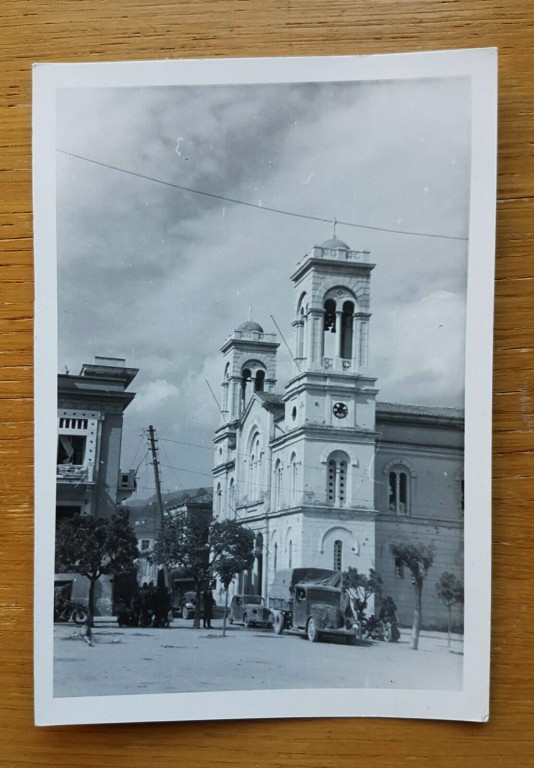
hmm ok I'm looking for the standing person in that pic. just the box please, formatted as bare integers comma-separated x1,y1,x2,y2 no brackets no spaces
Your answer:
155,586,171,627
202,588,215,629
379,596,400,642
138,582,149,627
147,581,157,626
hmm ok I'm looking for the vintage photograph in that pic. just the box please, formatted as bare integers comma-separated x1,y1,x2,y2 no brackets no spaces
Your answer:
33,50,496,724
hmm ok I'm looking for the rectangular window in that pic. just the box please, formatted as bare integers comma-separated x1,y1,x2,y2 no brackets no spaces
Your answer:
141,540,150,551
57,435,86,465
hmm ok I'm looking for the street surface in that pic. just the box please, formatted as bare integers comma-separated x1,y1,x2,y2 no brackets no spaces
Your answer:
53,618,463,698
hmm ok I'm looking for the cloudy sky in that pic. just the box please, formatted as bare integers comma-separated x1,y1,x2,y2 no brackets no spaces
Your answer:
56,73,471,500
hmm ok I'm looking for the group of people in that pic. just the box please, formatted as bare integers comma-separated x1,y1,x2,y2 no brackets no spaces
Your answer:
116,582,172,628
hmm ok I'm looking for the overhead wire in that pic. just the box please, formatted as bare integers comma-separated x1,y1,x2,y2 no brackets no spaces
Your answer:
57,148,468,242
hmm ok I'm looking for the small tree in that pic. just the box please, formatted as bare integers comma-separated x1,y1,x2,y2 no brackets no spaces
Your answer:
55,509,139,641
153,507,211,629
154,512,255,631
342,567,383,622
390,541,436,650
435,571,464,647
210,520,255,637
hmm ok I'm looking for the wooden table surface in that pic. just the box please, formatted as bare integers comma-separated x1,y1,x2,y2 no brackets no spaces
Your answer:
1,1,533,766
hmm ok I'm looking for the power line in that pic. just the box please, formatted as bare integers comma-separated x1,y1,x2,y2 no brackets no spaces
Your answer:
57,149,468,242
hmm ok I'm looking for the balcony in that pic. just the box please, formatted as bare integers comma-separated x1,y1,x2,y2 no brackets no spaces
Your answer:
56,464,89,483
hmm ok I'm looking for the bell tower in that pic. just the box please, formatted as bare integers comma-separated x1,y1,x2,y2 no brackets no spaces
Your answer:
284,236,378,435
219,319,279,424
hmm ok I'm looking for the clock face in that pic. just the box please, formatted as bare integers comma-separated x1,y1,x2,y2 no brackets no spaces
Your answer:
333,402,348,419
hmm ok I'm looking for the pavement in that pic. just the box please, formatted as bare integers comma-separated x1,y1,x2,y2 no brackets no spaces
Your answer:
53,616,463,699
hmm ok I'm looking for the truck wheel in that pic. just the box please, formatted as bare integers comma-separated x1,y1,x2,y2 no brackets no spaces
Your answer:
273,611,284,635
307,618,321,643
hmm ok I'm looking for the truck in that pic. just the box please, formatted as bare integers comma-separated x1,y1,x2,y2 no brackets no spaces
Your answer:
268,568,359,644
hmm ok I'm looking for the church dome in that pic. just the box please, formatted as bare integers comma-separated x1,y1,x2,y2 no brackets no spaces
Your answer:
237,320,264,333
320,236,350,250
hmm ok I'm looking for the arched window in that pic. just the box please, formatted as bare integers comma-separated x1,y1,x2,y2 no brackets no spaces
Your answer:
323,298,337,357
273,458,283,510
288,540,293,569
297,305,306,359
289,452,298,507
326,451,349,507
253,436,261,498
222,362,230,412
388,469,409,514
215,483,222,517
274,542,278,571
255,369,265,392
333,540,343,572
241,367,252,409
228,478,235,516
322,291,356,360
241,363,267,407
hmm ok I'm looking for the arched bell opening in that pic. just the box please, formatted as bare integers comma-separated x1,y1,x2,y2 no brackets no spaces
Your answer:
341,300,355,359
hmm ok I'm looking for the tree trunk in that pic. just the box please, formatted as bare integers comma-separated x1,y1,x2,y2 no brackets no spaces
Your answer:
193,581,202,629
222,588,229,637
87,577,96,640
447,604,452,648
411,577,423,650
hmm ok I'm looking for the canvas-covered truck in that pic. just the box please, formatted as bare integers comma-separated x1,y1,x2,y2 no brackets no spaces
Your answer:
268,568,359,643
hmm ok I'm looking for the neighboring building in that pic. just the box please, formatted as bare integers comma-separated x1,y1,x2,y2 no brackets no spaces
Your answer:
55,356,138,614
212,237,464,629
57,356,138,522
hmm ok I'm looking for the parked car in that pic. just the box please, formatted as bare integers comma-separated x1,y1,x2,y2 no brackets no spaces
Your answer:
176,591,225,620
228,594,273,628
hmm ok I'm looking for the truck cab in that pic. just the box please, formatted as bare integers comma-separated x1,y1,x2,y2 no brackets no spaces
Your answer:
269,568,359,643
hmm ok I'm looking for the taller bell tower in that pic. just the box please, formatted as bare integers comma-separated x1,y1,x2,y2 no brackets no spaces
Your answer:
284,235,378,436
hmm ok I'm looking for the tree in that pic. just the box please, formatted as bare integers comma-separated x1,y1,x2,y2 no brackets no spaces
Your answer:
153,506,211,629
210,520,255,637
55,509,139,641
342,567,383,622
153,511,255,631
390,541,436,650
435,571,464,648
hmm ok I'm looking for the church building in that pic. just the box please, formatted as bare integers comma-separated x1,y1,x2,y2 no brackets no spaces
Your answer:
212,237,464,629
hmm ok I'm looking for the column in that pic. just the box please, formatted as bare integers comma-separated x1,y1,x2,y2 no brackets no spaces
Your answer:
336,310,343,358
351,313,359,365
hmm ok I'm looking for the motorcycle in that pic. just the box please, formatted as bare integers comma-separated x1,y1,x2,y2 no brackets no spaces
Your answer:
54,599,88,625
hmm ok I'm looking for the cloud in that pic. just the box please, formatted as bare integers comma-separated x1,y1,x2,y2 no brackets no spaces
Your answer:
55,75,471,496
129,379,179,414
372,290,466,406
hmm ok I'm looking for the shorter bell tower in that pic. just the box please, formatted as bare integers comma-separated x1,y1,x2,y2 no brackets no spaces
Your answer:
219,319,279,423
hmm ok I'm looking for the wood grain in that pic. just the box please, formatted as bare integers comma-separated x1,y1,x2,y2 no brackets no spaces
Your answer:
1,1,533,765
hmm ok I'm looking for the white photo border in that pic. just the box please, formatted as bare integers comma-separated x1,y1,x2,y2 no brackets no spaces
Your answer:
33,47,497,726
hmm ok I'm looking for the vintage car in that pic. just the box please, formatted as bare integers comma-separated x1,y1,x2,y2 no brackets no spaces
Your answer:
176,591,225,620
228,594,273,628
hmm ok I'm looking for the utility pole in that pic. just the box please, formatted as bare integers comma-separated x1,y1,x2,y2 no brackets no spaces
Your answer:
147,425,169,589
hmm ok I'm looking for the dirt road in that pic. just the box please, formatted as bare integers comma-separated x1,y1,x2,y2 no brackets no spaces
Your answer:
53,618,463,698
